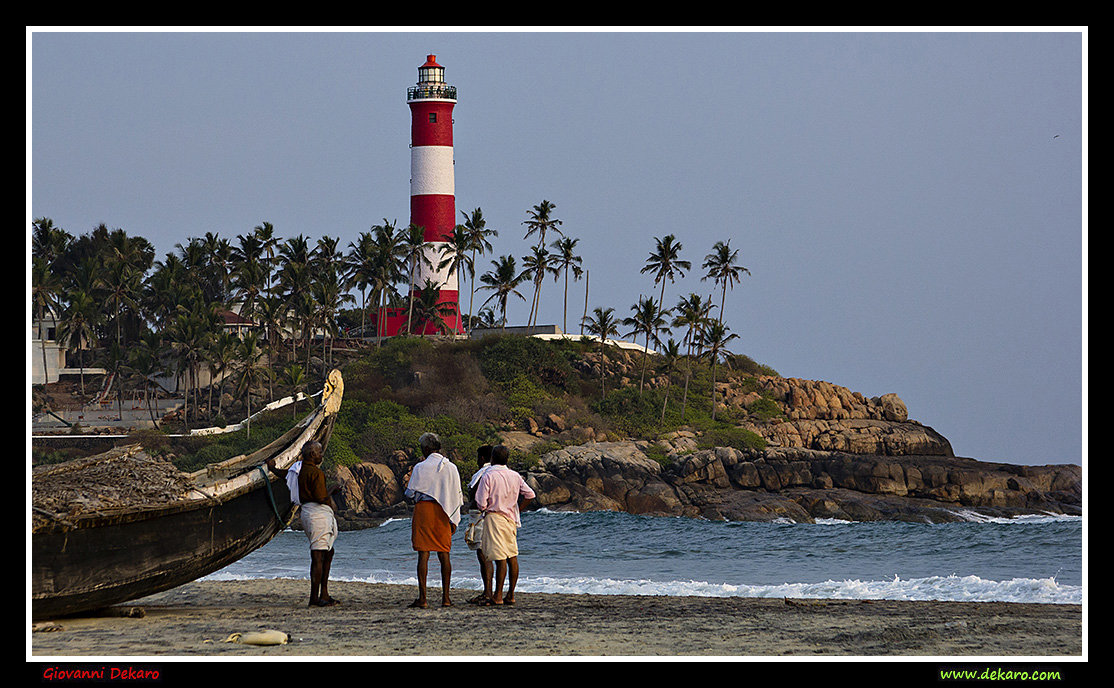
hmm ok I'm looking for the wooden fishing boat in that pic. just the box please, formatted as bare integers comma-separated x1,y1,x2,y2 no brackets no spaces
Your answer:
30,370,345,621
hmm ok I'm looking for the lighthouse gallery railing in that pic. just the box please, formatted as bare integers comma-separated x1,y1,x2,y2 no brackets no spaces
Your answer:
408,85,457,101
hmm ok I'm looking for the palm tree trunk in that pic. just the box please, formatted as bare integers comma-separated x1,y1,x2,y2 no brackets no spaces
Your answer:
360,288,368,338
719,284,728,328
468,248,478,335
681,344,692,421
638,336,649,395
599,340,607,400
406,263,416,335
660,370,672,423
581,270,589,336
146,379,159,428
40,323,50,385
711,356,719,421
562,269,569,333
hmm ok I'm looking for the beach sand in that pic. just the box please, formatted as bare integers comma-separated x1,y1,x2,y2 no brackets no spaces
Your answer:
30,578,1082,660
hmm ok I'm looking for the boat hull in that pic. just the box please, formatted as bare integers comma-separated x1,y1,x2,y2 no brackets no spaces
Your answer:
31,475,294,620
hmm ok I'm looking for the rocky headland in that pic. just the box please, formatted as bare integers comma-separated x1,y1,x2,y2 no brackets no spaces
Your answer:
330,375,1082,526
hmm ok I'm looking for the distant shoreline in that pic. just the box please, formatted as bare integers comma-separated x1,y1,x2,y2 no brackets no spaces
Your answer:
30,578,1083,659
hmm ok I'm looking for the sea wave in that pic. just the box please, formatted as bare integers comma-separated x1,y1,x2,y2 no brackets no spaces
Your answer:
943,510,1082,524
203,570,1081,605
500,572,1081,604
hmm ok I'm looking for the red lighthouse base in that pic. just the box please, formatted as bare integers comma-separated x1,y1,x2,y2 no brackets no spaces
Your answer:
375,299,463,338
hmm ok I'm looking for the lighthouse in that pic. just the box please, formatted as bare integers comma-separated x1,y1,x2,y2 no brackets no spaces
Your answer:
406,54,462,335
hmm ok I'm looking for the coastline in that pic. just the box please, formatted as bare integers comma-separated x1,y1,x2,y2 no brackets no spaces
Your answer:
30,578,1082,659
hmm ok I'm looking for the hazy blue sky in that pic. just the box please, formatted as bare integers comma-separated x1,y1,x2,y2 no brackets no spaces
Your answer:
28,29,1086,467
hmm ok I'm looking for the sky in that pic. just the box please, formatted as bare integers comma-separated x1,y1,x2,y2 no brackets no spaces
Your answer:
28,28,1086,467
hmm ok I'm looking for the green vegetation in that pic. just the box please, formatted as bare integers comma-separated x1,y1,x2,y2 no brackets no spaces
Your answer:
32,204,777,482
101,333,778,484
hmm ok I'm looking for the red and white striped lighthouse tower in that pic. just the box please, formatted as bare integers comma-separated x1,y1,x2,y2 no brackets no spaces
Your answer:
406,54,462,334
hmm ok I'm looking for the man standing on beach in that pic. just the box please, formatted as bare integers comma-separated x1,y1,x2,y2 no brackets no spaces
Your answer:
466,445,495,604
404,432,464,608
267,440,341,607
473,444,535,606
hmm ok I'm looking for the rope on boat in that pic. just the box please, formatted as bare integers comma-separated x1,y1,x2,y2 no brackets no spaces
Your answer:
258,466,285,524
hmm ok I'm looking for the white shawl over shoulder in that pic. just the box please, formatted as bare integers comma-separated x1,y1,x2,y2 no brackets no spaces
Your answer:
405,453,464,526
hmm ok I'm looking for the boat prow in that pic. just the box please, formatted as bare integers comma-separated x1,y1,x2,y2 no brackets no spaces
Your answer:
31,370,345,620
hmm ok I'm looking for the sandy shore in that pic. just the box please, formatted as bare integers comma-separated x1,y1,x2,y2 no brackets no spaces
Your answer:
29,578,1083,662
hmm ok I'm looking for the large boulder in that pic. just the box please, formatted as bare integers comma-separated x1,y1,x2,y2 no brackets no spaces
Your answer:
334,461,403,512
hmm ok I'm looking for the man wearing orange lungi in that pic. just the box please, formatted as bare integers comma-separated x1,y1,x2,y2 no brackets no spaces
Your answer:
404,432,464,608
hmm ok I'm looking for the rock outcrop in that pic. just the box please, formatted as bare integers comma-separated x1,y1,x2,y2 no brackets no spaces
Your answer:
522,442,1081,524
331,440,1081,527
327,375,1081,527
722,377,955,456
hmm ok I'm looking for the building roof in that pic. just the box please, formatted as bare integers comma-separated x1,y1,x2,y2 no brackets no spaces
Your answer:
219,310,254,326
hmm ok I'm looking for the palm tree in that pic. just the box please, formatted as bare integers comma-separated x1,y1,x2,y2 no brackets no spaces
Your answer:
622,296,671,395
100,259,142,348
105,227,155,271
311,264,355,371
177,237,215,300
144,253,192,327
640,234,690,344
460,207,497,334
479,255,527,331
701,239,750,328
31,256,62,384
700,320,739,421
410,279,457,336
522,199,563,249
552,236,583,334
276,235,314,361
519,244,560,332
345,230,378,337
202,232,234,302
235,331,270,438
32,217,73,266
253,221,279,296
672,292,716,420
255,294,285,373
231,232,269,323
471,305,500,330
126,332,168,427
56,289,101,397
400,223,432,336
659,338,682,423
168,304,217,428
208,331,240,421
315,235,344,274
99,340,128,420
364,219,405,344
438,224,473,334
104,228,154,342
582,306,620,400
283,363,307,418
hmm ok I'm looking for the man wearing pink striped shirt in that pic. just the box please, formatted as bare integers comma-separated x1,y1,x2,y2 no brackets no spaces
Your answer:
473,444,536,606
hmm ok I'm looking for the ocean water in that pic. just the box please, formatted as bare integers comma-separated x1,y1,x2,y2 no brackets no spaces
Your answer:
203,509,1084,605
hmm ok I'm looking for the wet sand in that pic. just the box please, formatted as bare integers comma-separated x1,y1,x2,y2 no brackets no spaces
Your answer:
30,578,1082,660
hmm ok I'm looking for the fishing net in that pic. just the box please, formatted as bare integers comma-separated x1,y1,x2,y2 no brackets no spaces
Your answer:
31,445,197,529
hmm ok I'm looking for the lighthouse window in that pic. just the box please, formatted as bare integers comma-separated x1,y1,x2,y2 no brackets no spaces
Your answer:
429,113,437,123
